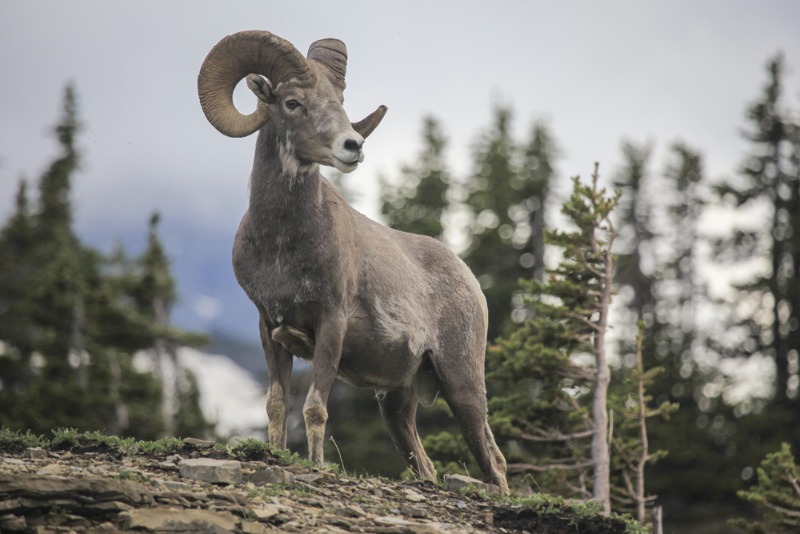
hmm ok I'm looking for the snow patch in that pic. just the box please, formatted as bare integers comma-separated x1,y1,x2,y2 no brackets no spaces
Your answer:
134,347,267,439
177,347,267,439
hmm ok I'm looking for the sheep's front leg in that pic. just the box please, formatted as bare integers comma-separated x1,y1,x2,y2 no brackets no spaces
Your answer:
260,315,293,450
304,312,346,465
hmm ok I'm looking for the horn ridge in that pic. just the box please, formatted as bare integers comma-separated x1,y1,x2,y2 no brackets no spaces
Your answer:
198,30,309,137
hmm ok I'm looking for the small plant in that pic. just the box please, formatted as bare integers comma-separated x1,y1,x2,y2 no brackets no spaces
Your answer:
135,437,184,456
0,427,47,451
503,493,648,534
230,437,273,461
113,469,149,484
732,442,800,533
458,483,493,501
50,427,82,449
50,428,136,454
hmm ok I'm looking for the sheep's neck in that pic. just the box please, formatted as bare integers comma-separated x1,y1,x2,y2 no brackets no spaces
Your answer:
247,131,322,236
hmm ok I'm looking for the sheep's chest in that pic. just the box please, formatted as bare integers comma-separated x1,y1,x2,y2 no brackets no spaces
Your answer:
233,226,331,330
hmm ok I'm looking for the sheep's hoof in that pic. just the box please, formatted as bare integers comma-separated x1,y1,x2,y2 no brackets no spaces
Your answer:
271,324,315,359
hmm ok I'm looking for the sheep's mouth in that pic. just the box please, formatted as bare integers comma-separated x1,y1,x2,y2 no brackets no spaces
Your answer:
332,155,360,173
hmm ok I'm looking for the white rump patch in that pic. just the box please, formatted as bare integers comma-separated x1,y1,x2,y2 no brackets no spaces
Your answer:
373,296,430,357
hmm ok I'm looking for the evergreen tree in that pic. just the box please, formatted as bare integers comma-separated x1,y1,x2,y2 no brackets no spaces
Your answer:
0,84,210,439
462,108,558,340
380,116,450,239
520,122,558,284
0,180,36,395
135,213,210,437
489,167,619,512
656,142,705,398
713,54,800,408
733,442,800,533
613,141,656,329
24,83,88,389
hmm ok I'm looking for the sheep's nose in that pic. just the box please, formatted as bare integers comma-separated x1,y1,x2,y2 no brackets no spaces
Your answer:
343,138,362,153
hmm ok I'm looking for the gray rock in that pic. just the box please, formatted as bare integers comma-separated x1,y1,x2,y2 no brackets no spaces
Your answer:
333,503,367,518
246,465,295,486
400,503,428,518
179,458,242,485
35,463,69,476
443,473,502,495
294,472,325,484
183,437,216,448
250,503,283,520
0,473,153,513
402,488,426,502
121,507,238,532
0,514,26,531
24,448,46,460
373,515,449,534
241,520,272,534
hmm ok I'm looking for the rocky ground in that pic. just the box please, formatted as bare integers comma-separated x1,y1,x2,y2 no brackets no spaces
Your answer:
0,436,636,533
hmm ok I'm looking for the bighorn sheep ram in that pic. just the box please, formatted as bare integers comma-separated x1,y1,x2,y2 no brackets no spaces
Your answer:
198,30,508,494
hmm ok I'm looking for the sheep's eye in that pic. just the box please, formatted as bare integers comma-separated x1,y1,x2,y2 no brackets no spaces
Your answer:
285,99,301,110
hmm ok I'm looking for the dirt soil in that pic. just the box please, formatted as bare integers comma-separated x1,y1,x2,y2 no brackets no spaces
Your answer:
0,439,630,533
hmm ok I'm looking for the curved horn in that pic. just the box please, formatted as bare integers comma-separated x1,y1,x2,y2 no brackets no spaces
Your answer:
352,105,388,139
198,30,309,138
307,38,347,98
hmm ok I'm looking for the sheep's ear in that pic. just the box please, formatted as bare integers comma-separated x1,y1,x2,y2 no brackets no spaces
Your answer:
246,74,275,104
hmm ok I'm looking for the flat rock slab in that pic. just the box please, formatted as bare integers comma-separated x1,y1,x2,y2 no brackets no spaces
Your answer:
179,458,242,485
0,473,153,515
121,507,238,532
245,465,295,486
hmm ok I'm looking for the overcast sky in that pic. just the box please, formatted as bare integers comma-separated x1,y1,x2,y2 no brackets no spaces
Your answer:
1,1,799,339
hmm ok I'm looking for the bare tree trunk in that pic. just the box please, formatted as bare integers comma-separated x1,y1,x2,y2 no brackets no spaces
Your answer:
651,505,663,534
591,231,615,514
69,291,87,390
106,350,129,434
152,296,177,436
634,323,649,523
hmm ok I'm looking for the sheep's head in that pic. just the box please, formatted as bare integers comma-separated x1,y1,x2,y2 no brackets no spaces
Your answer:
198,31,386,174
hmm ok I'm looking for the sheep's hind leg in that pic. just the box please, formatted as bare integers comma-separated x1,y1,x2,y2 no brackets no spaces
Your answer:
436,364,509,494
377,387,436,481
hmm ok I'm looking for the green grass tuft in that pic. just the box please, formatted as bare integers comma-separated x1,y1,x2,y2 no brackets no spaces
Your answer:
135,437,184,456
0,427,48,451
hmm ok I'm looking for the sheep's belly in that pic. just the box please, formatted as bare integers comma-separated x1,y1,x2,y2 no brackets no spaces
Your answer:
335,326,423,389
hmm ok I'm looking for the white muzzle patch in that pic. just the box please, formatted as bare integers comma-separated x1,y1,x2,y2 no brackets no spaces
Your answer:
332,131,365,173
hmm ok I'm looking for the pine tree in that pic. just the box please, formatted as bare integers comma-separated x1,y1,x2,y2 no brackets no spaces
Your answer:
26,83,89,388
520,122,559,284
0,180,37,395
713,54,800,410
613,141,655,329
489,166,619,512
380,116,450,239
733,442,800,533
656,142,705,398
609,322,676,526
133,213,210,437
0,85,210,439
462,108,558,340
